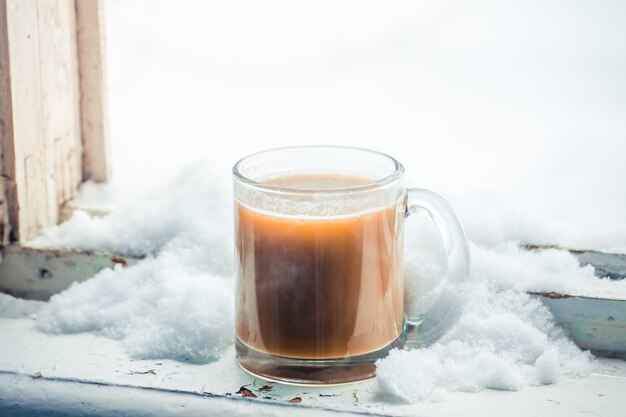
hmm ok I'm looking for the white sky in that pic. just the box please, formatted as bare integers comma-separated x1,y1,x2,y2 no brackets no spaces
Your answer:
102,0,626,252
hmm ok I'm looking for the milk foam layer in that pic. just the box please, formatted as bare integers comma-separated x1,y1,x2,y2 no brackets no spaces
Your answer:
235,171,405,219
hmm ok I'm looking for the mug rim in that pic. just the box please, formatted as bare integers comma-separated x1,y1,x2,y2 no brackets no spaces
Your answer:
232,145,405,194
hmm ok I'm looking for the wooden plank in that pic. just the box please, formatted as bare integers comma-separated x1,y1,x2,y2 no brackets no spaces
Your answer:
1,0,52,242
0,245,140,300
524,245,626,358
76,0,110,182
1,319,626,416
37,0,83,227
0,0,86,242
37,0,83,211
575,250,626,280
0,0,13,245
531,293,626,358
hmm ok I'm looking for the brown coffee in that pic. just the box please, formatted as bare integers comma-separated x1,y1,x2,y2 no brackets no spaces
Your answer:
235,173,404,360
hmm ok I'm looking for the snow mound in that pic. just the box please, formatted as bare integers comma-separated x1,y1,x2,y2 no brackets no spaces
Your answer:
31,158,620,397
376,283,593,403
0,293,44,319
375,230,603,403
35,161,234,363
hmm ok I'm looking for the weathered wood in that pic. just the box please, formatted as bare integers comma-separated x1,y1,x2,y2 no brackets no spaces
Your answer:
575,250,626,280
0,0,108,243
523,245,626,358
2,319,626,416
0,245,140,301
38,0,83,210
76,0,109,182
0,0,13,245
531,292,626,358
0,0,52,242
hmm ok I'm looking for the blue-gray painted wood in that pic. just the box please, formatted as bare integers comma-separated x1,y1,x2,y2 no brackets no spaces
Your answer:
524,246,626,357
530,293,626,357
573,250,626,280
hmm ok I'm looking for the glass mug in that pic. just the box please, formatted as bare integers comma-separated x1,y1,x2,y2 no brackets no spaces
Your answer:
233,146,469,385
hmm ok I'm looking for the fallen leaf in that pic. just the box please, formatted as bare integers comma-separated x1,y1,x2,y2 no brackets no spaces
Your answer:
236,386,257,398
128,369,156,375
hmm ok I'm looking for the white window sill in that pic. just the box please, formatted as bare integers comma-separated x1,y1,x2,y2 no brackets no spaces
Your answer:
1,317,625,417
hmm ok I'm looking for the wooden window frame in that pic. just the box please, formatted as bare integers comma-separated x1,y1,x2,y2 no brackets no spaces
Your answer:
0,0,127,300
0,0,109,244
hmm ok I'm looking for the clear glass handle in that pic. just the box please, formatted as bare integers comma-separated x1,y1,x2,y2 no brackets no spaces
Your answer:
403,188,470,348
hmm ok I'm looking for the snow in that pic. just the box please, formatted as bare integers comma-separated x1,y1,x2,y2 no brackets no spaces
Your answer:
0,293,43,319
4,0,626,406
471,243,626,299
29,161,619,401
32,162,232,260
375,219,600,402
376,282,594,402
35,162,234,363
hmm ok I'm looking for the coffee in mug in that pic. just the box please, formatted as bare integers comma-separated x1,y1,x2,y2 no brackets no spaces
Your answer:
233,147,469,385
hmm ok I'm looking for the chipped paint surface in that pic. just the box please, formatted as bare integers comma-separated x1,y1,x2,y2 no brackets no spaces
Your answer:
532,294,626,357
0,245,141,300
532,291,572,299
1,318,626,416
523,246,626,357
